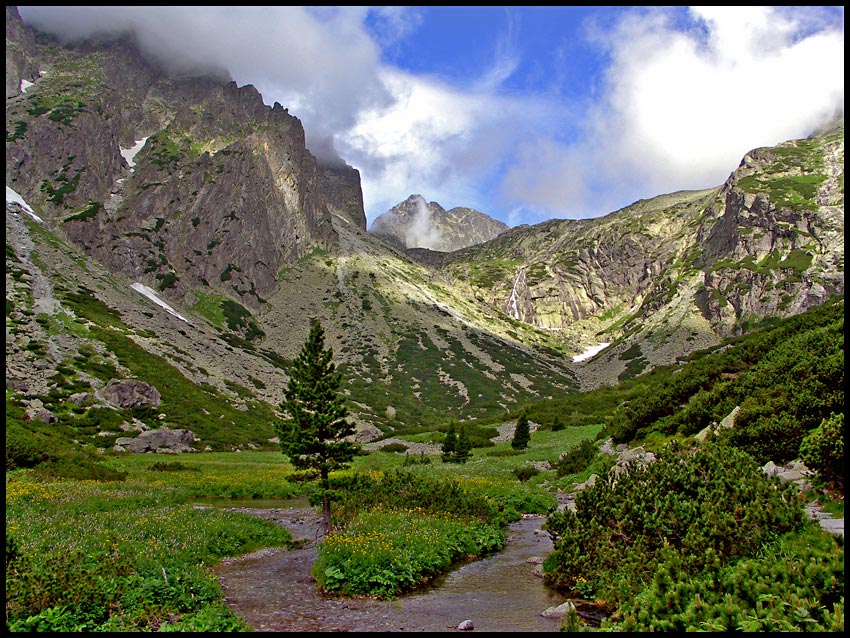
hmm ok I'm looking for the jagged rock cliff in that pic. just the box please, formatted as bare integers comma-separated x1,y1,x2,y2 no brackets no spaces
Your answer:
370,194,508,252
692,128,844,333
5,7,39,99
5,8,364,310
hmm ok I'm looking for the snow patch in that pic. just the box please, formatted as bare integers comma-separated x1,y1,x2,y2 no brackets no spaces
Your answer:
573,342,610,363
130,283,189,323
20,79,35,93
120,137,149,169
6,186,43,223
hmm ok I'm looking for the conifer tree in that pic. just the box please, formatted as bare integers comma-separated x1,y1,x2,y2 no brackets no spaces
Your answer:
441,422,458,462
277,320,357,534
512,410,531,450
454,424,472,463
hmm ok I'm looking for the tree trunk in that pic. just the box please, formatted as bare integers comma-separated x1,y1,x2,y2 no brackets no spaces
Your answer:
320,468,332,535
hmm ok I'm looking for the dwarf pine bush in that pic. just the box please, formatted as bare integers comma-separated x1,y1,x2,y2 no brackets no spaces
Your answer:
543,441,825,629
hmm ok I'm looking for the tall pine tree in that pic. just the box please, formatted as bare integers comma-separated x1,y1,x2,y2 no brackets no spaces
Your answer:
277,320,357,534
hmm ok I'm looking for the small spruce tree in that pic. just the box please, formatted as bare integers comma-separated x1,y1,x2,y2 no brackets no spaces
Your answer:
454,424,472,464
512,410,531,450
441,422,458,462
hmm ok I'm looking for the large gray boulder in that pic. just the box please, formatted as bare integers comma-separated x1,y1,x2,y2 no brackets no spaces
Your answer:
114,427,195,453
100,379,161,409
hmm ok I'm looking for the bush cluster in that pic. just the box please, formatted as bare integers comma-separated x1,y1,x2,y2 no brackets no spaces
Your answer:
328,469,504,525
799,412,844,489
543,441,830,630
604,297,843,466
552,438,597,477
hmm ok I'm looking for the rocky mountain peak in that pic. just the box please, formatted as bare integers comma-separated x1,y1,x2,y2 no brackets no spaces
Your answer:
369,194,508,252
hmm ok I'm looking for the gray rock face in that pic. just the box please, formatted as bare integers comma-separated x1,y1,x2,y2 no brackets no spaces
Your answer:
541,601,576,619
5,19,365,311
370,194,508,252
114,427,195,453
100,379,161,409
5,7,39,99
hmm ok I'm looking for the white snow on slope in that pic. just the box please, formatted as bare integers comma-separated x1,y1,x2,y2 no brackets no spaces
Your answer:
130,282,189,323
120,137,149,169
573,342,610,363
20,79,34,93
6,186,43,223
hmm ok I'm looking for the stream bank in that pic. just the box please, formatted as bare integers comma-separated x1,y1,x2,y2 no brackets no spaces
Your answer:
215,507,568,632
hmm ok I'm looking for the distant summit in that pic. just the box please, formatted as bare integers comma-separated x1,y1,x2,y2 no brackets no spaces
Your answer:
369,194,508,252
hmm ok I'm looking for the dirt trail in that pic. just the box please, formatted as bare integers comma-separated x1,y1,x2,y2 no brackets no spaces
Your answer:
215,507,566,632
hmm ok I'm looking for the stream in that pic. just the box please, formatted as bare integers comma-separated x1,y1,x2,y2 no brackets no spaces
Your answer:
214,505,570,632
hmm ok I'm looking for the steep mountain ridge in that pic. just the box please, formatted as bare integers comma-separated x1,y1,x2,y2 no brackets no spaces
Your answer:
370,194,509,252
6,8,364,313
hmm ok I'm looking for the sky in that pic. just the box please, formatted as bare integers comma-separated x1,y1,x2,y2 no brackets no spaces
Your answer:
18,6,845,229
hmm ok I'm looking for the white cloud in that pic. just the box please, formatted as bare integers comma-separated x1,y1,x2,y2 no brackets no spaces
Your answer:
502,6,845,220
19,6,391,145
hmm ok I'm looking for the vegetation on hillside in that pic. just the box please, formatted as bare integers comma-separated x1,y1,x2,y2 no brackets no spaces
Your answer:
5,281,845,630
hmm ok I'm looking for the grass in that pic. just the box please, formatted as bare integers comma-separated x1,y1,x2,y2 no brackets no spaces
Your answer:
6,417,606,629
6,475,295,632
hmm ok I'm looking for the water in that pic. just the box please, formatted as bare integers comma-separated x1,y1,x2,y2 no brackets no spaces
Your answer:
216,510,575,632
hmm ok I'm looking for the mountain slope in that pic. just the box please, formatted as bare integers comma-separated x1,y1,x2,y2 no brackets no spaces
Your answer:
6,8,363,313
434,122,844,386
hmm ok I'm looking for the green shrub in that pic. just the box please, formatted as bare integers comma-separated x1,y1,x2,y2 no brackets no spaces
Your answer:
512,466,540,482
544,442,809,612
611,526,844,631
148,461,200,473
799,412,844,488
33,453,128,482
553,438,597,477
379,442,409,454
330,469,505,525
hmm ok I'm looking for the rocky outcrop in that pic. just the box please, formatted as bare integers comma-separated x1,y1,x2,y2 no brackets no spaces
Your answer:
441,190,711,336
114,427,195,453
692,129,845,336
5,7,39,98
99,379,161,409
370,194,508,252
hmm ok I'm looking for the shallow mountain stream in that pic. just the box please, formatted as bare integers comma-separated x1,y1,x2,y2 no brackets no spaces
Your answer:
213,502,572,632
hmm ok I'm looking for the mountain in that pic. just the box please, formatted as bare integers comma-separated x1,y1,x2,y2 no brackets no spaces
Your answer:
369,194,509,252
6,6,364,313
5,6,844,452
435,124,844,386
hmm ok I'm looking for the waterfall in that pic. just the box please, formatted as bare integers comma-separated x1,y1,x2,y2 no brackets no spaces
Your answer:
507,267,526,320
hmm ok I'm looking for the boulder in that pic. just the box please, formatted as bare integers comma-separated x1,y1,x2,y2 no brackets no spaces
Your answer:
541,601,576,619
113,427,195,453
100,379,161,409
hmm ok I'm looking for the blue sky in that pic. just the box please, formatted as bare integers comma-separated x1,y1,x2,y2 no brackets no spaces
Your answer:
19,6,845,228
